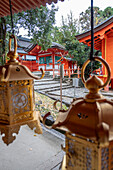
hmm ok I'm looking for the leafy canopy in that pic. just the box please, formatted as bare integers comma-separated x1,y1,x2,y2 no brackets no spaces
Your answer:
79,6,113,32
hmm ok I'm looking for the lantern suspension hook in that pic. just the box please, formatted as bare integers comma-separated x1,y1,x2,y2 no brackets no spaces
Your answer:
9,0,14,35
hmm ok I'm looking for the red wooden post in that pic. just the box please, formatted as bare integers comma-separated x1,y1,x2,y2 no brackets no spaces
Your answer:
44,64,46,71
53,68,55,78
36,56,39,71
52,52,55,69
77,66,80,78
52,52,55,77
69,68,70,78
24,55,26,60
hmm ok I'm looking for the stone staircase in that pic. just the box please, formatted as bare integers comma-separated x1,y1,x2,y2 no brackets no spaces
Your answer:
33,71,53,78
33,71,73,105
34,78,72,93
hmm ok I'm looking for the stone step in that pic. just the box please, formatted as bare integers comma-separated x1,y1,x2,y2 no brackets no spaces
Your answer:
35,85,72,92
44,85,72,93
33,71,53,79
34,83,68,90
34,81,59,85
34,78,54,82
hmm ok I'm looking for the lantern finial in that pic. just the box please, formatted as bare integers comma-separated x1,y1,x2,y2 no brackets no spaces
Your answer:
81,56,111,101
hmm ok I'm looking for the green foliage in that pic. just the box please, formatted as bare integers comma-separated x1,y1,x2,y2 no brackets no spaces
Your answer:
85,61,101,79
17,4,58,50
35,92,68,120
1,4,57,55
79,6,113,32
51,11,103,78
0,17,7,65
103,6,113,18
51,11,91,68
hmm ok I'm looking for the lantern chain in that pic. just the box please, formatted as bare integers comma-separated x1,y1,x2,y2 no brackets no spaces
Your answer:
90,0,94,74
9,0,14,35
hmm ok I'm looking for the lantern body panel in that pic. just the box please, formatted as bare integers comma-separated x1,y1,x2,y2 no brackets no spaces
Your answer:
0,82,8,123
62,133,113,170
0,76,42,145
0,80,35,125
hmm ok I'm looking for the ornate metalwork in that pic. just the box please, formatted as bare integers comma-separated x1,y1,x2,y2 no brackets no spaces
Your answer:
0,35,44,145
43,57,113,169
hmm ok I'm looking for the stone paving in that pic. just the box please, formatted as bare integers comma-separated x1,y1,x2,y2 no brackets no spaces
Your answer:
34,77,113,102
0,124,65,170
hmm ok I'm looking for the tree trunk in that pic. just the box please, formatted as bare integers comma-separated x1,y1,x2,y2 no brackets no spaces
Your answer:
0,17,6,66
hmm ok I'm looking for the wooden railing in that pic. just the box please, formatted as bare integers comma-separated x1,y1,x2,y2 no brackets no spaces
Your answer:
53,67,81,78
20,60,80,78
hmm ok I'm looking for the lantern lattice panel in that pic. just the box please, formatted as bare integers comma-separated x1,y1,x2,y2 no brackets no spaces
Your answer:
0,80,35,124
109,142,113,169
62,133,113,170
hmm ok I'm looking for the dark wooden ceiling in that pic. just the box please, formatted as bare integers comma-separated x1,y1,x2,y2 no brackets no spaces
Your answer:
0,0,64,17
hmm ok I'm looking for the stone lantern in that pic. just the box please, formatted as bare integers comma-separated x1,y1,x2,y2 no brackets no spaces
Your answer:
43,56,113,169
0,35,44,145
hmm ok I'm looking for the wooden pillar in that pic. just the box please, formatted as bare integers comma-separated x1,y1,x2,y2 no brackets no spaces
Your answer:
102,38,105,75
102,36,109,91
52,52,55,69
105,36,107,75
19,55,22,64
36,56,39,70
24,55,26,60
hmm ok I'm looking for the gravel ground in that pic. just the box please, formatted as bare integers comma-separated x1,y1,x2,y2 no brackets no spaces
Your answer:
35,91,68,119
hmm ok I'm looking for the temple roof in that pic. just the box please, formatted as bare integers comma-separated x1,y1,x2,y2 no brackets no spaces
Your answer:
17,36,68,56
17,36,31,48
0,0,64,17
51,42,66,50
76,16,113,51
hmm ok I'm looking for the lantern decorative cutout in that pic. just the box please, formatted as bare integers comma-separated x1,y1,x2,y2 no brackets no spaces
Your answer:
43,56,113,170
0,35,44,145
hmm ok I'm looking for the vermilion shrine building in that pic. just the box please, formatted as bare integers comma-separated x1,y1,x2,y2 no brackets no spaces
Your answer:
17,36,77,77
76,16,113,88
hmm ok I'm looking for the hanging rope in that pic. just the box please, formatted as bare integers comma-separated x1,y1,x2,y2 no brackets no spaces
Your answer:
90,0,94,61
9,0,14,35
90,0,94,75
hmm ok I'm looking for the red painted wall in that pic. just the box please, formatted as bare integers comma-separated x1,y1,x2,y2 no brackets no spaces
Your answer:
106,37,113,78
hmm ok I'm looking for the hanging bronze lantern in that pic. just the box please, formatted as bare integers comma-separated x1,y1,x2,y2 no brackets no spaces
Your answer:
0,35,44,145
43,56,113,169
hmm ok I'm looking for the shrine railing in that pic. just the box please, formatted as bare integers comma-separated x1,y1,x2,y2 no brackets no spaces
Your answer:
18,60,80,78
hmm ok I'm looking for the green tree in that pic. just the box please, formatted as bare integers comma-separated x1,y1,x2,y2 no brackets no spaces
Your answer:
79,6,113,32
0,17,6,65
79,6,103,32
0,4,57,65
103,6,113,18
17,4,58,50
51,11,90,67
51,11,102,79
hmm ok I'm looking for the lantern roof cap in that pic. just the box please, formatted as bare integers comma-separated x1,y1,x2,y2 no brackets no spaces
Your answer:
0,35,45,81
0,63,44,81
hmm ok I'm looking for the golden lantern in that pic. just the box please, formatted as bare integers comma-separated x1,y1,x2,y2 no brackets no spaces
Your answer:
0,35,44,145
43,56,113,169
